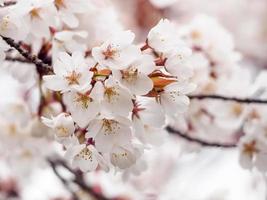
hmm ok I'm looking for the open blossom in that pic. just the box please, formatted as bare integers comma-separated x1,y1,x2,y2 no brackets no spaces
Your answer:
65,141,108,172
41,113,74,144
0,13,29,40
133,97,166,145
165,48,194,80
238,133,267,172
54,0,89,28
113,54,155,95
43,51,93,92
94,78,133,117
86,116,132,153
110,144,137,169
52,30,88,59
92,30,141,70
160,81,196,115
62,89,100,128
11,0,56,39
147,19,186,55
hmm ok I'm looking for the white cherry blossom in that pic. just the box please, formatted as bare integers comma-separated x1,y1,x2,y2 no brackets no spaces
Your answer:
113,54,155,95
0,13,29,40
238,133,267,172
54,0,89,28
93,78,134,117
160,81,196,115
165,48,194,80
12,0,56,39
86,116,132,153
65,142,108,172
52,30,88,59
110,145,137,169
132,97,166,145
147,19,186,55
62,90,100,128
41,112,74,144
43,51,93,92
92,30,141,70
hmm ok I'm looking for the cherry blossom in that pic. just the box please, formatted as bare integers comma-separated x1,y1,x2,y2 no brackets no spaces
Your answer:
43,51,93,92
52,30,88,59
41,112,74,144
112,54,155,95
11,0,56,39
160,81,196,115
86,116,132,153
238,133,267,172
65,141,108,172
110,145,137,169
94,78,134,117
147,19,186,55
54,0,89,28
92,30,141,70
62,90,100,128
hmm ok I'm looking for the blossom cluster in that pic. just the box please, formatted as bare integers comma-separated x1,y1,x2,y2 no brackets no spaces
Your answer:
1,0,267,177
40,19,196,172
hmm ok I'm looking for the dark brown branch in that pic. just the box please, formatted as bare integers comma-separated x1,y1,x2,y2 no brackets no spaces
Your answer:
49,160,79,200
5,56,32,64
0,1,16,7
189,94,267,104
48,158,113,200
166,126,237,148
1,36,53,75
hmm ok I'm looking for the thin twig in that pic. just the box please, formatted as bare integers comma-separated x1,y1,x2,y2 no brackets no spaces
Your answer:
1,36,53,75
189,94,267,104
166,126,237,148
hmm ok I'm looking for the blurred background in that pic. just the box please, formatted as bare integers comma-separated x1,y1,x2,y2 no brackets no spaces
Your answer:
1,0,267,199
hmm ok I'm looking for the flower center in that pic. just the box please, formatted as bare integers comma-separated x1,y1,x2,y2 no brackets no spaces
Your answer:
55,0,66,10
76,148,93,161
243,140,258,157
65,71,82,86
102,45,117,60
104,87,118,102
102,119,118,135
75,93,93,109
56,126,69,137
30,8,41,19
231,103,243,117
191,30,202,39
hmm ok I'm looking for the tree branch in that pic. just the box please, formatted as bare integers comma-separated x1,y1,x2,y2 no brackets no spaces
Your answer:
189,94,267,104
47,158,113,200
49,160,79,200
0,1,16,7
5,56,32,64
1,36,53,75
166,126,237,148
